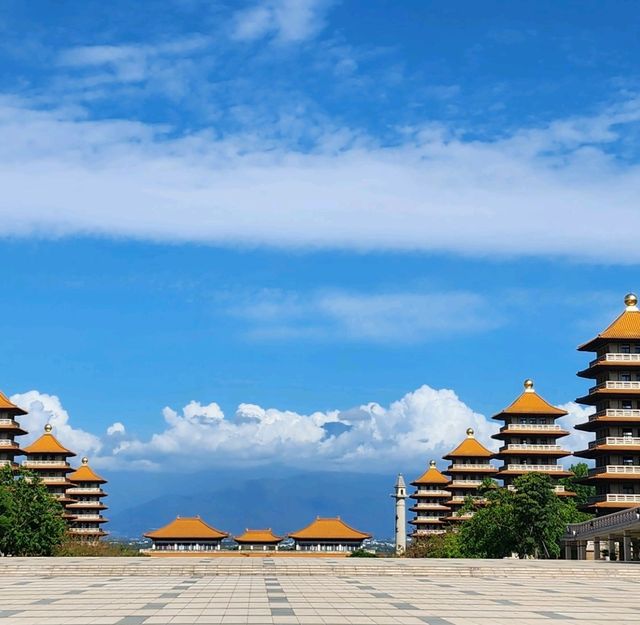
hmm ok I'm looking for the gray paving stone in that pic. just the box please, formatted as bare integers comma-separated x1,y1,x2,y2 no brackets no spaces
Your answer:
535,611,574,619
271,607,295,616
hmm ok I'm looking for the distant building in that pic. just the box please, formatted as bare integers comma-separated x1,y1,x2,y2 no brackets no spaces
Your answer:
66,457,108,541
409,460,450,536
443,428,496,522
22,424,76,516
234,528,283,551
0,391,27,469
288,517,371,552
574,293,640,515
144,516,228,552
392,474,407,555
492,380,573,494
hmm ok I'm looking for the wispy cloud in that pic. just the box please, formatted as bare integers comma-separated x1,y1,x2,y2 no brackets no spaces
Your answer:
231,0,335,43
1,97,640,260
227,289,502,342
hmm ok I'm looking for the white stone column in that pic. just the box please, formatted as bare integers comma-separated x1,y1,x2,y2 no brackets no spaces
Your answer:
594,538,601,560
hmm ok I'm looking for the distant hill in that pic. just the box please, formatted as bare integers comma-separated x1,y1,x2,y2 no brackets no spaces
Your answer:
106,467,404,540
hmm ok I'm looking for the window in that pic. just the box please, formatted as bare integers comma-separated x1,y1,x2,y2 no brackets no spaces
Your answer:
623,429,633,438
621,344,631,354
622,401,632,409
623,457,634,465
621,372,632,382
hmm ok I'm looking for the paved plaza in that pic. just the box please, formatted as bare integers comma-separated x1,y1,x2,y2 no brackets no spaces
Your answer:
0,558,639,625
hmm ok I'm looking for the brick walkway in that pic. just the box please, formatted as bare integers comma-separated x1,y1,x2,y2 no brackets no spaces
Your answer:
0,558,638,624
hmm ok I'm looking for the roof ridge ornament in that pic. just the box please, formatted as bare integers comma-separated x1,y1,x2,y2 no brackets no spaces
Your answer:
466,427,474,438
44,423,53,432
429,460,436,468
524,379,534,393
624,292,638,312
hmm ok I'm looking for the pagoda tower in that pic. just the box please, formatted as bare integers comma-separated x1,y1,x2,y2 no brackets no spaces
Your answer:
574,293,640,515
0,391,27,469
22,424,76,514
443,428,496,522
409,460,450,536
492,380,573,493
66,457,108,540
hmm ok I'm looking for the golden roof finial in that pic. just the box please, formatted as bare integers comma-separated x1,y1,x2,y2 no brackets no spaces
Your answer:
429,460,436,468
81,457,89,465
625,293,638,311
466,427,474,438
44,423,53,433
524,379,534,392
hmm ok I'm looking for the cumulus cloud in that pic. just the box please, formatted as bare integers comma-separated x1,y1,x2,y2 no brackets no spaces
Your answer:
106,422,126,436
10,390,102,459
558,401,595,458
1,97,640,260
232,0,334,43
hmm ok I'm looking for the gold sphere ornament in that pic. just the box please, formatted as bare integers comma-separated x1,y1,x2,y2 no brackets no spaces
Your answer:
524,379,534,390
429,460,436,468
466,427,475,437
44,423,52,433
625,293,638,308
82,457,89,465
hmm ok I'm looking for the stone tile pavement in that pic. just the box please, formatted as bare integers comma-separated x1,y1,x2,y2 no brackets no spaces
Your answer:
0,558,638,625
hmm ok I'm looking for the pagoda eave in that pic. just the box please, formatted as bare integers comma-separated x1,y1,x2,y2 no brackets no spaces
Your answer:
409,519,447,525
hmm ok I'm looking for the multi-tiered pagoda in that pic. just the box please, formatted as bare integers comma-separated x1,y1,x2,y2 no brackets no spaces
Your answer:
0,391,27,469
23,424,76,514
574,293,640,515
493,380,573,493
66,457,108,540
443,428,496,522
409,460,450,536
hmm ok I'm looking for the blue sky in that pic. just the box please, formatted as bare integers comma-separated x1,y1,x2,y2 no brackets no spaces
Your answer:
1,1,640,476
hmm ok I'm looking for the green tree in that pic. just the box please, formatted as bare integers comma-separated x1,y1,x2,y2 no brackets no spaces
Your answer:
406,531,463,558
559,462,596,509
0,465,67,556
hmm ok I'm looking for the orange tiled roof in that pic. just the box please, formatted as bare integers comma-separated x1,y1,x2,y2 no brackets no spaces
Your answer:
0,391,27,415
411,462,450,486
234,528,283,543
23,432,76,456
289,517,371,541
579,310,640,351
144,516,228,540
443,432,493,459
68,464,106,484
494,387,567,417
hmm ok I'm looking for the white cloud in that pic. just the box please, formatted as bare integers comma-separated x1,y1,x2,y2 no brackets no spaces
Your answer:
1,98,640,260
10,390,102,459
228,288,502,342
558,401,595,460
107,422,126,436
232,0,334,43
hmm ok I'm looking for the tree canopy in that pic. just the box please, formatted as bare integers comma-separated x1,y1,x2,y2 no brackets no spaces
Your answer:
0,465,67,556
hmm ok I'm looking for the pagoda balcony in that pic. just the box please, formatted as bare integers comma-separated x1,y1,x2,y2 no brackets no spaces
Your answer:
0,440,19,448
590,409,640,421
22,460,70,468
590,353,640,366
73,514,106,521
589,494,640,504
590,381,640,393
413,489,451,497
0,419,21,427
553,485,567,493
0,460,12,467
502,464,564,472
66,486,105,495
588,436,640,448
41,476,70,483
503,424,563,432
449,463,494,470
413,515,446,522
448,496,466,503
590,465,640,476
500,443,563,452
68,527,108,534
450,479,483,487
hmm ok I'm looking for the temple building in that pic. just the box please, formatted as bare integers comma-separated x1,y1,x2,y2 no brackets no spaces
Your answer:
492,380,573,494
66,457,108,540
288,517,371,552
0,391,27,469
22,424,76,513
234,528,283,551
144,516,229,552
574,293,640,515
443,429,496,522
409,460,451,536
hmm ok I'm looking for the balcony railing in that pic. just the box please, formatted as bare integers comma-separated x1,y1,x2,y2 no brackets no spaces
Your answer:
72,515,104,521
589,494,640,504
501,443,563,451
413,515,445,522
590,465,640,475
0,460,13,467
449,463,494,470
504,464,564,472
448,496,466,503
66,487,104,495
590,381,640,393
589,436,640,449
504,424,562,432
0,419,18,426
553,485,566,493
450,480,483,487
22,460,70,467
412,502,445,509
68,528,107,534
590,409,640,421
590,353,640,366
41,477,69,483
413,489,451,497
0,440,17,447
